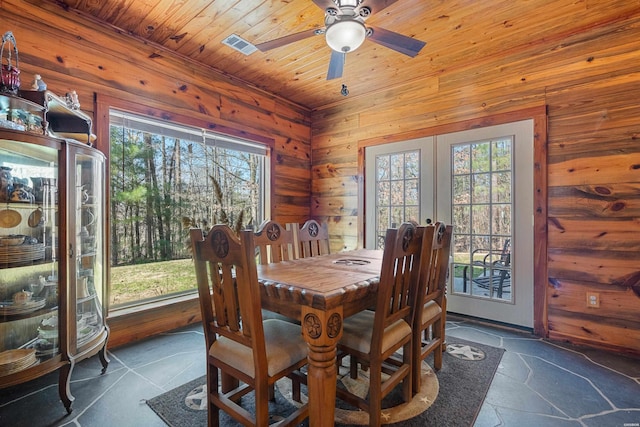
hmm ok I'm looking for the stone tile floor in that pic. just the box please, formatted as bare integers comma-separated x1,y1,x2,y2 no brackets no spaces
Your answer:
1,315,638,427
447,316,640,427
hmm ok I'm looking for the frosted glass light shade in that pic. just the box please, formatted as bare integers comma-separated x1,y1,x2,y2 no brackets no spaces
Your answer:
325,20,366,53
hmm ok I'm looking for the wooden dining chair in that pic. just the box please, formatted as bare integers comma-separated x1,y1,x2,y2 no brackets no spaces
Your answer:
296,219,330,258
253,219,295,264
336,222,428,426
411,221,453,395
190,225,308,427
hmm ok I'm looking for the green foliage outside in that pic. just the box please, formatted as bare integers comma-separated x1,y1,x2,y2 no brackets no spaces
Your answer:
109,117,264,307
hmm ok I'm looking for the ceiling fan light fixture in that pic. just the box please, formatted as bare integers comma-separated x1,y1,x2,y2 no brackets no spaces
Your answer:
340,0,360,7
325,20,366,53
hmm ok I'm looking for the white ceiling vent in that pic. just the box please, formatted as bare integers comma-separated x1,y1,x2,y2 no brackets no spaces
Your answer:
222,34,257,55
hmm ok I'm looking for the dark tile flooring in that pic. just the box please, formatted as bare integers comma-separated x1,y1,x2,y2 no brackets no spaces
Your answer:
1,315,638,427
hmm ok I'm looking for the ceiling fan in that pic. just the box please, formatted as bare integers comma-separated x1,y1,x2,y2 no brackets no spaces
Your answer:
254,0,426,80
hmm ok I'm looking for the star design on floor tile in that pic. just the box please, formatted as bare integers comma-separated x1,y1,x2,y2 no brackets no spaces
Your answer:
446,343,486,361
185,384,207,410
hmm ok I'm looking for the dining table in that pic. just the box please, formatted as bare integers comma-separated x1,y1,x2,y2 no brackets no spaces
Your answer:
257,248,384,427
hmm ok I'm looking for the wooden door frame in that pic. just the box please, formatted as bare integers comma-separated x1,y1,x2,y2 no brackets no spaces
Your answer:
357,106,548,337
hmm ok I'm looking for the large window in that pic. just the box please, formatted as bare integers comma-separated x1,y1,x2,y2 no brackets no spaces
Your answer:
108,110,268,307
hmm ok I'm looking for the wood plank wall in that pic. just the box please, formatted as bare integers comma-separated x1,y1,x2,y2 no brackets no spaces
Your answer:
310,9,640,355
1,0,312,227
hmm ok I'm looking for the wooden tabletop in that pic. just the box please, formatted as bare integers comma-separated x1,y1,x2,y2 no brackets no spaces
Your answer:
258,249,383,320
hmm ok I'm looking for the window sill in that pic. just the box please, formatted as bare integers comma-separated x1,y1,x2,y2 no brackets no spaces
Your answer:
106,293,201,349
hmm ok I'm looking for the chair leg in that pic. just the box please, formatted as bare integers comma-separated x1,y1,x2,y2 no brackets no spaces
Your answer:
368,361,382,427
350,355,359,379
402,342,412,403
412,329,422,396
269,384,275,401
433,318,443,371
292,378,301,403
255,383,270,426
208,396,218,427
208,366,219,427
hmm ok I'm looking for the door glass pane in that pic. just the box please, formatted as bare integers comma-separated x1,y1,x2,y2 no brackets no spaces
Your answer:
493,172,511,202
452,145,470,174
452,137,513,302
376,156,389,180
374,150,421,249
405,179,418,205
472,173,490,203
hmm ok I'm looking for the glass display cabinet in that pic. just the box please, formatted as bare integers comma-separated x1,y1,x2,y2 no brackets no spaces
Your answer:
0,93,108,413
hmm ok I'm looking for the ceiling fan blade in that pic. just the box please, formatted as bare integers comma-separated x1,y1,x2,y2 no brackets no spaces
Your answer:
360,0,401,15
311,0,336,11
367,26,426,57
255,28,321,52
327,50,345,80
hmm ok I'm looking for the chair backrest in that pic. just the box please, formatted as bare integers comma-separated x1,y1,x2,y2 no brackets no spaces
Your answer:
297,219,330,258
190,226,266,360
371,222,427,354
252,219,295,265
418,222,453,306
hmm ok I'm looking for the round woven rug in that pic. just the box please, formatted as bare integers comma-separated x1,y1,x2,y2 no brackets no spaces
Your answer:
276,359,440,425
147,339,499,427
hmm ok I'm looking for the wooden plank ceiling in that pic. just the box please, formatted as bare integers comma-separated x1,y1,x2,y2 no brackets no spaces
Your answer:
49,0,639,111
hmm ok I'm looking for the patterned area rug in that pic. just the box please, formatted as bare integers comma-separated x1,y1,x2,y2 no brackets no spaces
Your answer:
146,338,504,426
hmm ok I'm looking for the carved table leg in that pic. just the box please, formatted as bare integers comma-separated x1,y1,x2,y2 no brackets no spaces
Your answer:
302,306,343,427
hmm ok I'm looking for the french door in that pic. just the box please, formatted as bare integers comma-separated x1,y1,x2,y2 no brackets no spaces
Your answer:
365,121,534,328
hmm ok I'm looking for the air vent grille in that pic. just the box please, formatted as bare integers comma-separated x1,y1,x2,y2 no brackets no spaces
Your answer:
222,34,257,55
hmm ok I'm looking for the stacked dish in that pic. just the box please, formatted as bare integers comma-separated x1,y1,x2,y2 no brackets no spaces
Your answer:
0,349,38,376
0,297,46,316
27,338,59,358
0,242,45,266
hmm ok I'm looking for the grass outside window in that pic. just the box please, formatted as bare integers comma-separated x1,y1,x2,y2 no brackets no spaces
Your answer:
110,259,197,308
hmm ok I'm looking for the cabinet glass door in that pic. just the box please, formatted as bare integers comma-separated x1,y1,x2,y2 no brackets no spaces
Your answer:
72,149,105,353
0,137,60,374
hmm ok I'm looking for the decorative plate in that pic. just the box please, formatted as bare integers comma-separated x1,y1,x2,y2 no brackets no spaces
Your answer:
0,209,21,228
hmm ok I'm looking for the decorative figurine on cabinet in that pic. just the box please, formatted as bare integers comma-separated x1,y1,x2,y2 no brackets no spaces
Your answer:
65,90,80,110
31,74,46,91
0,166,13,202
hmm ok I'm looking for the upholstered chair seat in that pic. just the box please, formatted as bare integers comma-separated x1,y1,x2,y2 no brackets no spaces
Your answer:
209,319,307,378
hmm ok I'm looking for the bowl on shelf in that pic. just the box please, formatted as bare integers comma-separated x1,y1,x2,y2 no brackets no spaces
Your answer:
0,235,25,246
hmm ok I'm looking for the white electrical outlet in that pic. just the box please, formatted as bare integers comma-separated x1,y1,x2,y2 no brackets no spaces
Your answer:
586,292,600,308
